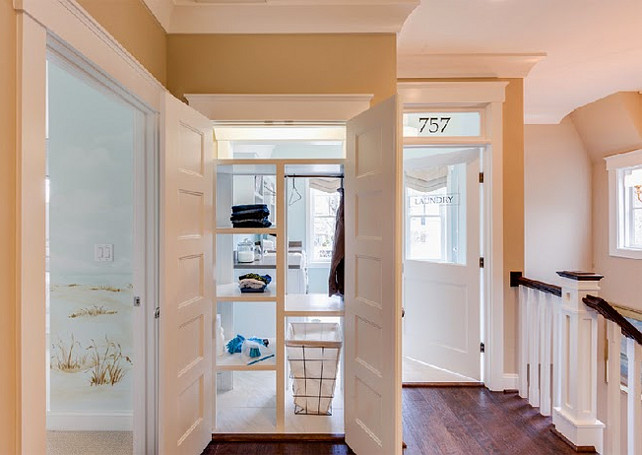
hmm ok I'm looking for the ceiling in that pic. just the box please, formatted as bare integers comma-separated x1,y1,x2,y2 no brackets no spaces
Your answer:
143,0,642,124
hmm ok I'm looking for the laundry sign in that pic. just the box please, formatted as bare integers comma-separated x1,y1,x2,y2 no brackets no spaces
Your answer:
410,193,460,206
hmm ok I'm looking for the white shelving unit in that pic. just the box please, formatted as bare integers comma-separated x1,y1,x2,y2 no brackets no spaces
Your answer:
216,283,277,302
214,159,345,434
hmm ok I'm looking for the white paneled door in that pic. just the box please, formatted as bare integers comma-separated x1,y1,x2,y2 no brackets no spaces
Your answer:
344,96,403,455
403,147,481,381
160,93,214,455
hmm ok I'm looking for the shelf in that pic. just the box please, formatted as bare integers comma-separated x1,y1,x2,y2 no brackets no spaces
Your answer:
284,294,345,317
216,353,277,371
217,283,277,302
216,227,278,235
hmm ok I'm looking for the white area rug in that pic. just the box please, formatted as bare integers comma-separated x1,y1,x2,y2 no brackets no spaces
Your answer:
47,431,132,455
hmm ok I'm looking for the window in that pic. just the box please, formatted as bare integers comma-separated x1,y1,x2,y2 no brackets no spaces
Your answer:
606,150,642,259
406,186,446,261
309,187,341,263
404,155,467,264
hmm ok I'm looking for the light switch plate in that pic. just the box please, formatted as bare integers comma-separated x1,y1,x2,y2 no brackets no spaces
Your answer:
95,244,114,262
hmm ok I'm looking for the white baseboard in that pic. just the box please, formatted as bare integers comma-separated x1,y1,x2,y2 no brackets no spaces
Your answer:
501,373,519,391
47,411,133,431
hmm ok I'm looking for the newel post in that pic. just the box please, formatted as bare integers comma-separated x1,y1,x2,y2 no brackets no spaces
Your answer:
552,271,605,453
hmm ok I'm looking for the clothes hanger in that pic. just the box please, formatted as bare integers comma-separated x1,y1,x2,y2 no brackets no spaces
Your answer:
288,178,302,206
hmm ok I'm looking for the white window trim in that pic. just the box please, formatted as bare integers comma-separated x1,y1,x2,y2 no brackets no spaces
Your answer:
606,149,642,259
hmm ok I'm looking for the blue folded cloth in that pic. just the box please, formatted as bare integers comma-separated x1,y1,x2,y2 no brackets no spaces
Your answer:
232,219,272,228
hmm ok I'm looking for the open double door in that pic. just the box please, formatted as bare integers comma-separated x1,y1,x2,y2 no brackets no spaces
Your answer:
158,94,402,455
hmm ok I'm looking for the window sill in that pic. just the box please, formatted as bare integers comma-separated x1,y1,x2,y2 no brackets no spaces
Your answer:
609,247,642,260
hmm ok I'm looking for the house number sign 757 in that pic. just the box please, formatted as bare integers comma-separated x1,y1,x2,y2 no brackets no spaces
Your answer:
419,117,451,134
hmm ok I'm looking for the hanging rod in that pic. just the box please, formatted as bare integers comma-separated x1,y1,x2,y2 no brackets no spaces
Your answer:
284,174,344,179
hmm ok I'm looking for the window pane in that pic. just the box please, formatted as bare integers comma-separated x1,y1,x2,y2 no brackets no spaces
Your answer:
634,209,642,247
313,217,336,261
314,194,330,216
407,217,442,260
310,189,341,262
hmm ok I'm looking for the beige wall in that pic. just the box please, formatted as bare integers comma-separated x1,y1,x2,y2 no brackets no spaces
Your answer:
398,77,525,375
501,78,524,374
166,34,397,105
77,0,167,85
570,93,642,312
0,0,17,453
524,119,593,283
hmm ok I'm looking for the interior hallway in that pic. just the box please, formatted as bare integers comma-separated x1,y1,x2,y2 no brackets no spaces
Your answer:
202,387,594,455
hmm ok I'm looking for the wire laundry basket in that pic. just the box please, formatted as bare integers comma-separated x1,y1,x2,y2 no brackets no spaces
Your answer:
286,322,342,416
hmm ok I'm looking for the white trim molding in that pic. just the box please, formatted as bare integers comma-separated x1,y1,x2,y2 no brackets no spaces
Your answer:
185,93,374,122
14,1,164,453
397,53,546,79
398,81,507,392
143,0,419,33
605,149,642,259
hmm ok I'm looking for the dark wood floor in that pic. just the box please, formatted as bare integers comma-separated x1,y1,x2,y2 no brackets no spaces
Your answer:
202,387,595,455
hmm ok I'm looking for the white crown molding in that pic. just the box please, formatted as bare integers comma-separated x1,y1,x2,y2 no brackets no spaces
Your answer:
397,81,508,105
142,0,418,33
184,93,373,121
397,53,546,79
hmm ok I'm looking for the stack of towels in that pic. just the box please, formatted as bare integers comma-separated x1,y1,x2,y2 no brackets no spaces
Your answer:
239,273,271,293
231,204,272,228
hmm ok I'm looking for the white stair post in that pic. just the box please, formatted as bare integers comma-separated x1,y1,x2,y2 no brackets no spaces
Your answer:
552,271,605,453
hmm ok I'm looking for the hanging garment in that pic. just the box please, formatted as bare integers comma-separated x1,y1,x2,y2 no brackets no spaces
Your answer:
328,188,345,296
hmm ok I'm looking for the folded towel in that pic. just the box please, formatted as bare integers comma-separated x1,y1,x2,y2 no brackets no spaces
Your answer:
239,278,267,289
239,273,272,285
232,204,268,213
231,219,272,228
230,208,270,219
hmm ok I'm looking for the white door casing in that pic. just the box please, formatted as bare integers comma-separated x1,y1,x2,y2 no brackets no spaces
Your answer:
160,93,214,455
344,96,403,455
403,148,482,381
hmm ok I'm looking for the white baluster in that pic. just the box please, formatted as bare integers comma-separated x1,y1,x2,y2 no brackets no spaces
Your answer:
553,293,562,410
626,338,642,455
518,286,529,399
529,288,541,408
540,292,553,416
606,321,621,455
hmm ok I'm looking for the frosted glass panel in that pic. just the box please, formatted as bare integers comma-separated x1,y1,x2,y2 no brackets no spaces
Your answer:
403,112,481,137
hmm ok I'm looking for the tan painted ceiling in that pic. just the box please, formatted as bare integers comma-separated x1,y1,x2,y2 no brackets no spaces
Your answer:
144,0,642,124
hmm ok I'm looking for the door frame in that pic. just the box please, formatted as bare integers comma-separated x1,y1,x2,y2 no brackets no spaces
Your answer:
15,1,163,453
398,82,508,391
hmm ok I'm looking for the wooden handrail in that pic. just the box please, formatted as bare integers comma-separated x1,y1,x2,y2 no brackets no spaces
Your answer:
510,271,562,297
583,294,642,345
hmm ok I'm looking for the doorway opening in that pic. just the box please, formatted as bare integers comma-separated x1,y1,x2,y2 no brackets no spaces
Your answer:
45,43,157,455
212,125,347,435
401,144,485,385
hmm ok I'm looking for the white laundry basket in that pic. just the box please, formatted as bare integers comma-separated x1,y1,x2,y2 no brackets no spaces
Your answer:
286,322,342,415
